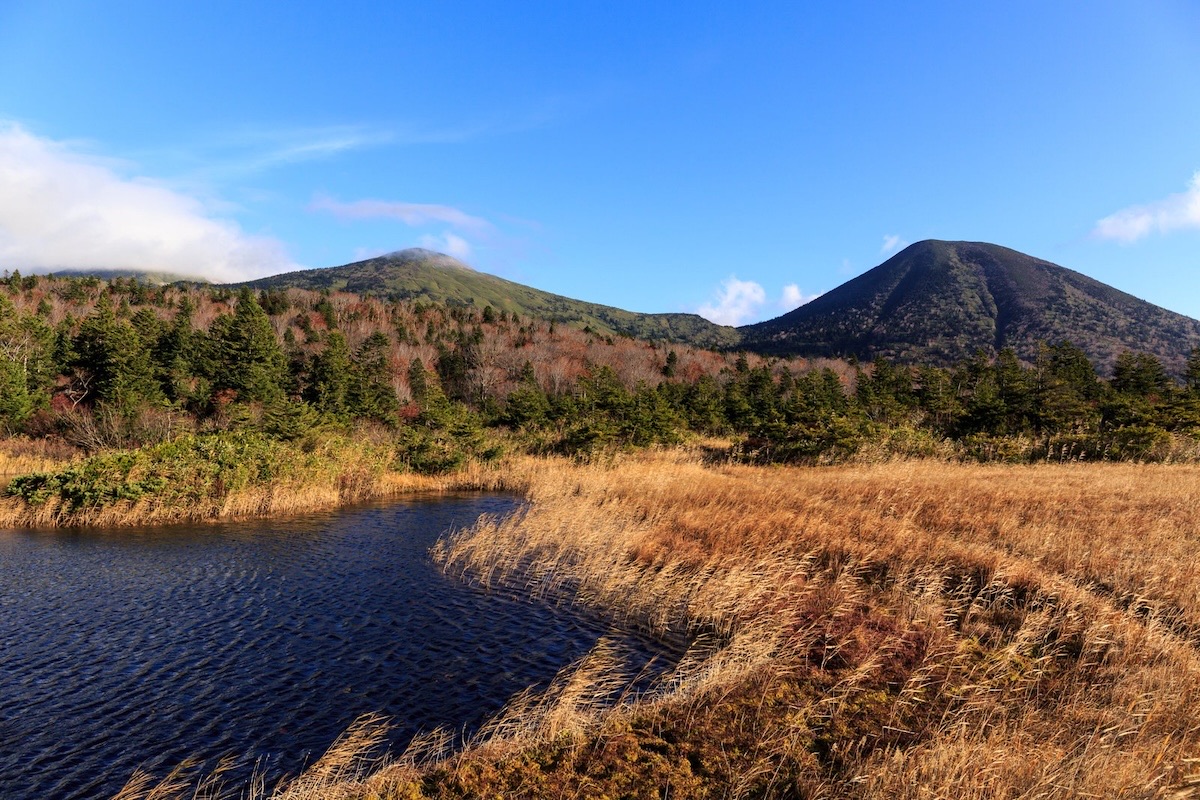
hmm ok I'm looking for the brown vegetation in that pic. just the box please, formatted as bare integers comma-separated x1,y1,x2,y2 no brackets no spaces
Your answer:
0,435,79,476
4,273,830,409
114,451,1200,798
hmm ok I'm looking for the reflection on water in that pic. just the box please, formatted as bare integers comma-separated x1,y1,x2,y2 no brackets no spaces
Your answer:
0,494,675,799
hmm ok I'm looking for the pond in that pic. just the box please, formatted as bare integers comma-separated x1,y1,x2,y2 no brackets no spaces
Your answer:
0,494,676,799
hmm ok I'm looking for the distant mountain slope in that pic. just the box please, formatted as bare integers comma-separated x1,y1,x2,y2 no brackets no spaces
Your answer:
49,268,207,285
244,248,739,348
740,240,1200,375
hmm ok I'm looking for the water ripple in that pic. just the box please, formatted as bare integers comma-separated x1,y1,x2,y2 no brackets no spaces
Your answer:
0,494,677,799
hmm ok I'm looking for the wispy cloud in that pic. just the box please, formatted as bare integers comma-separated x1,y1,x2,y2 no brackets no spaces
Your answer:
881,234,909,255
310,194,494,236
143,125,394,188
1092,172,1200,243
418,232,473,260
780,283,820,311
311,193,503,264
230,127,391,171
0,123,295,282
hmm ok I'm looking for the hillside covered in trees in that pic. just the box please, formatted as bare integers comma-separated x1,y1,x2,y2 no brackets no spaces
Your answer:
245,248,741,349
237,242,1200,380
2,268,1200,482
742,240,1200,375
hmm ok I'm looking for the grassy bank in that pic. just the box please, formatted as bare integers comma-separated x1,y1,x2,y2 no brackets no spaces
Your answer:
0,427,521,529
110,450,1200,798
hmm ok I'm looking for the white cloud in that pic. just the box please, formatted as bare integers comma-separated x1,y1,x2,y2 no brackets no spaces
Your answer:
208,126,392,177
881,234,909,255
0,123,295,282
310,194,494,236
418,231,473,260
780,283,820,310
352,246,392,261
697,276,767,326
1092,172,1200,243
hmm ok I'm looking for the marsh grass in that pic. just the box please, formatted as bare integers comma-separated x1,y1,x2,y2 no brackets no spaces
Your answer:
418,452,1200,797
0,435,79,476
88,450,1200,797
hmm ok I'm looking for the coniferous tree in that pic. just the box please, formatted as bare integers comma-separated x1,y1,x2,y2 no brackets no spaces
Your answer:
307,332,352,419
915,364,961,434
995,348,1032,431
349,332,399,422
408,358,429,405
1111,352,1171,398
1187,347,1200,396
0,355,33,430
0,297,55,419
503,363,551,427
684,374,726,434
212,288,288,404
1031,342,1101,434
955,351,1005,436
662,349,678,378
72,293,161,407
155,297,198,403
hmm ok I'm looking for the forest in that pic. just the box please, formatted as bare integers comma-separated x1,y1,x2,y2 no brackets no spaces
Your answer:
2,269,1199,475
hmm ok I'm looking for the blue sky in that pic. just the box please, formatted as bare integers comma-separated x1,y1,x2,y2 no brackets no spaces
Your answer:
1,1,1198,324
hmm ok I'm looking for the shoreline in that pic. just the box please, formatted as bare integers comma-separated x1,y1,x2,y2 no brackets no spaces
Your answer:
9,450,1200,797
0,430,539,531
0,462,532,530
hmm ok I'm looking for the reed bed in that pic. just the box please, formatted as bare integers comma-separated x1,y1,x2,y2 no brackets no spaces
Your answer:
94,451,1200,797
0,435,79,476
418,452,1200,797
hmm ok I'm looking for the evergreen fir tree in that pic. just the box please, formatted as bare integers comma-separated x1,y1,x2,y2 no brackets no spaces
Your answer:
348,332,399,422
73,293,162,407
307,331,352,419
212,288,288,404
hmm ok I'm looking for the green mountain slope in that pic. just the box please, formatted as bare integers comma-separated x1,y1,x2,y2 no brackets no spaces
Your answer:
740,240,1200,375
244,248,740,348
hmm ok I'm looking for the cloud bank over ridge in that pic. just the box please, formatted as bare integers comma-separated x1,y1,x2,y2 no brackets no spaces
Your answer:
0,123,295,282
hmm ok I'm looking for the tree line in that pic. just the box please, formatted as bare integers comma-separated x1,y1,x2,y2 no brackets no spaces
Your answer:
2,271,1199,467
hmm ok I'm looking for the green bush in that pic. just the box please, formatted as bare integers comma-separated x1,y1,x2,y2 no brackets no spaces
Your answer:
1106,425,1172,462
4,431,334,510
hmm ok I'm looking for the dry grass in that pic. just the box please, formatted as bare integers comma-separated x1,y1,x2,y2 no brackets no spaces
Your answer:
88,450,1200,797
418,451,1200,797
0,436,79,477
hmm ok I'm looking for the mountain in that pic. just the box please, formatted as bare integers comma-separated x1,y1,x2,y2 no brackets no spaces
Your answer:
47,268,207,285
741,240,1200,375
244,248,740,348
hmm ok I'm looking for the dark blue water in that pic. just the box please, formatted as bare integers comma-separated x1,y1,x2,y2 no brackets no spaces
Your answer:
0,494,674,799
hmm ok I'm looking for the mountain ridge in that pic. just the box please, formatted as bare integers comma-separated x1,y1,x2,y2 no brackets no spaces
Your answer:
740,240,1200,376
242,248,741,349
30,240,1200,376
